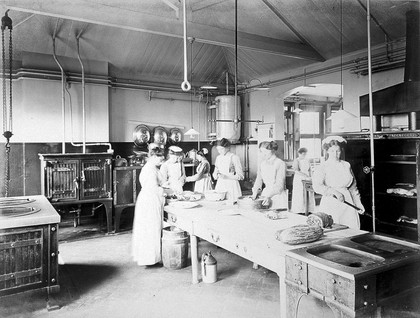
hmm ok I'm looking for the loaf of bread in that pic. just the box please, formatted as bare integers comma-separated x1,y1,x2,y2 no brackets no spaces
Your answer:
276,224,323,245
306,212,334,228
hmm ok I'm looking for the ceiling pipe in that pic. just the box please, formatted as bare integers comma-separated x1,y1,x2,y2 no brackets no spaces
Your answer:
52,20,66,154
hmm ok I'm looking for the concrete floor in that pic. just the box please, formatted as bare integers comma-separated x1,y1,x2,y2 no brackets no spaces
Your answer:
1,231,420,318
0,232,280,318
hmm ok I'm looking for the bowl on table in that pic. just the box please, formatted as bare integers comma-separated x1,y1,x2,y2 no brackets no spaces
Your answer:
237,196,270,210
204,190,227,201
179,191,202,201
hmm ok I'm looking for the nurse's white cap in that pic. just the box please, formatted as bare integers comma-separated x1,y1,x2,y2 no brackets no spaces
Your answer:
168,145,183,154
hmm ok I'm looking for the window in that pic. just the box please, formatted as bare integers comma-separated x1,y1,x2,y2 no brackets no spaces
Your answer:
299,111,322,159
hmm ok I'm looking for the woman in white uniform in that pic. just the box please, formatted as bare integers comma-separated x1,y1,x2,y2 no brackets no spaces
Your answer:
131,145,166,266
291,147,314,214
160,145,186,194
251,141,288,209
185,148,213,193
312,136,365,229
213,138,244,201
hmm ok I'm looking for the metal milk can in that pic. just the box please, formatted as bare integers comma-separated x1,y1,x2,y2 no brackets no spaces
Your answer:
201,251,217,283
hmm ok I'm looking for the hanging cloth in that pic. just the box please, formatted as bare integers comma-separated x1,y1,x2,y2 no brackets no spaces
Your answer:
2,10,13,197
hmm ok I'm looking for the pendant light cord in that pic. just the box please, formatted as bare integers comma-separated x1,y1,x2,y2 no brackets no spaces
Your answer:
181,0,191,92
234,0,238,122
340,0,343,109
190,38,193,128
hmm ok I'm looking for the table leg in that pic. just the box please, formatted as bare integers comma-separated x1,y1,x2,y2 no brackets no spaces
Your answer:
190,235,199,284
103,200,113,234
278,258,287,318
114,207,123,233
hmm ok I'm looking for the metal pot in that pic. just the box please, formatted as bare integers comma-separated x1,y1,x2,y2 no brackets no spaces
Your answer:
114,155,127,167
133,124,151,146
153,126,168,145
169,128,182,143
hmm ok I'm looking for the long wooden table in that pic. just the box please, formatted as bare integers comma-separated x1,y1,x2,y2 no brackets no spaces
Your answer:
164,200,365,317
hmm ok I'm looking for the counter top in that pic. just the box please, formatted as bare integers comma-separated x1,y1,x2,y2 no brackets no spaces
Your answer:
164,200,365,258
0,195,61,230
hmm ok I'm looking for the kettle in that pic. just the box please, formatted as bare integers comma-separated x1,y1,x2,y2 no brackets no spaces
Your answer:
201,251,217,283
114,155,127,167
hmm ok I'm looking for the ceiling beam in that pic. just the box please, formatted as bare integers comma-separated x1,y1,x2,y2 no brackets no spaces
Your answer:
5,1,324,61
261,0,325,60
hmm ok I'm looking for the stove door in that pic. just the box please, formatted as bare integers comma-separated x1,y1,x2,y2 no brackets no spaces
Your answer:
45,160,79,201
80,158,112,200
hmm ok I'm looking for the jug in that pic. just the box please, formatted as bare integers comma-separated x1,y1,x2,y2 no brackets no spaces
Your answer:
187,149,197,161
201,251,217,283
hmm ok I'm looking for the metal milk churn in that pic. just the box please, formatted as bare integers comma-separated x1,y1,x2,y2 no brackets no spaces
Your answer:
201,251,217,283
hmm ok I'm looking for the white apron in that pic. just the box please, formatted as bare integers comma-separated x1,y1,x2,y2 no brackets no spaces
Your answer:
193,161,214,193
131,162,165,266
160,160,185,194
254,157,288,209
313,160,361,229
291,158,314,214
214,152,243,201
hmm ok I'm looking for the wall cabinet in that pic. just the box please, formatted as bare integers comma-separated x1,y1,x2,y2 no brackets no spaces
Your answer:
113,166,142,232
344,133,420,242
39,153,113,233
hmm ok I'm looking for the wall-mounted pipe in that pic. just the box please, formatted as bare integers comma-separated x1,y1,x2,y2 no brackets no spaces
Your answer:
76,36,86,153
52,24,66,154
51,31,112,154
74,35,112,153
225,71,229,95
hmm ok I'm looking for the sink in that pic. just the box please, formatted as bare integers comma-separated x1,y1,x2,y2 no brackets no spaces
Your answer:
307,244,385,267
350,234,418,256
0,206,41,217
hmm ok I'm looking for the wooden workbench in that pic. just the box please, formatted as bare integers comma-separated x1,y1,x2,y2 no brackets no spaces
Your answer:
164,200,365,317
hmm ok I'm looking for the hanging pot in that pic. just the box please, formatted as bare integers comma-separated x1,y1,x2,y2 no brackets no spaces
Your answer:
169,128,182,143
133,124,151,147
153,126,168,145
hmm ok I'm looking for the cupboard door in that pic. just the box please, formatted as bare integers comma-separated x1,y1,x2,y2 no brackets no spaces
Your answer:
81,158,112,200
45,160,79,201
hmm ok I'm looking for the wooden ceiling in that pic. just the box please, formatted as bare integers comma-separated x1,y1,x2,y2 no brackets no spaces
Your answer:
1,0,416,93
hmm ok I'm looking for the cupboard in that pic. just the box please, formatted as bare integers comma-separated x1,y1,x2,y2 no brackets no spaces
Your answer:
343,132,420,242
113,165,142,232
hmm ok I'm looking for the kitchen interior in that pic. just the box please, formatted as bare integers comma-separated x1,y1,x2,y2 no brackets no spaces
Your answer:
1,0,420,317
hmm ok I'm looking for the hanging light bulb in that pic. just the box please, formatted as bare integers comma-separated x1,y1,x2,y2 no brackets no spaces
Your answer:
184,37,200,139
292,105,303,113
200,84,218,90
326,0,357,123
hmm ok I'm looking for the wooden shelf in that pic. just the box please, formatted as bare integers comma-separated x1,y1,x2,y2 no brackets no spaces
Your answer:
377,192,417,199
378,160,416,165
